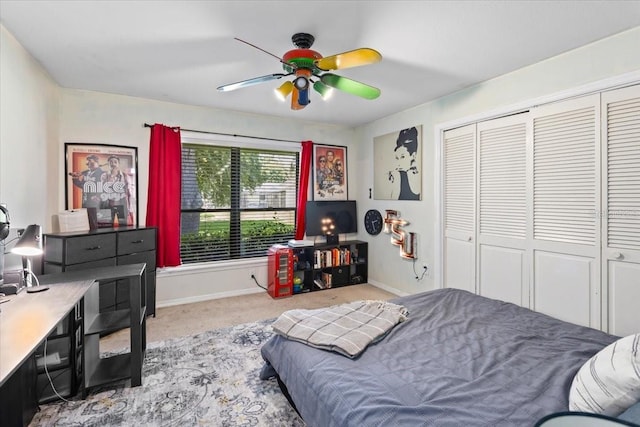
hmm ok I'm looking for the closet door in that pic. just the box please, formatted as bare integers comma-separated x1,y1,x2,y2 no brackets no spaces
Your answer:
601,84,640,337
443,124,476,292
530,94,601,328
476,114,530,306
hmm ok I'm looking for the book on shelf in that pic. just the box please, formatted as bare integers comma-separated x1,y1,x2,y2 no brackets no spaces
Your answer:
313,247,354,268
322,272,333,288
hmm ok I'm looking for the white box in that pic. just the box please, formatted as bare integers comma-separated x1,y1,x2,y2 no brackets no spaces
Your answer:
58,209,90,232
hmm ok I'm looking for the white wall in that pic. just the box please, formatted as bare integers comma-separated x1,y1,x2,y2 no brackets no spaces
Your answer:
57,90,355,306
0,25,59,271
1,22,356,305
356,26,640,296
0,25,59,229
2,21,639,306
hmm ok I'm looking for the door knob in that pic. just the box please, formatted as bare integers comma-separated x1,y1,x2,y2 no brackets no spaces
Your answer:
613,252,623,260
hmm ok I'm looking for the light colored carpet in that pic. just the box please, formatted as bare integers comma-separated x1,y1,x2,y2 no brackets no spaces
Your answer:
31,319,304,426
101,284,396,353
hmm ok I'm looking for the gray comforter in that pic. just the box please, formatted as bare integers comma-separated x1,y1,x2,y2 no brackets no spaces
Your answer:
260,288,618,427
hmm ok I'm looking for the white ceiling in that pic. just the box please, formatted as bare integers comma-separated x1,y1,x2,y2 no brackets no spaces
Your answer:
1,1,639,127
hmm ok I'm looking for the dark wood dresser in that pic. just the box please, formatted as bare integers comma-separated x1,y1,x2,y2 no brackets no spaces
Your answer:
43,227,157,316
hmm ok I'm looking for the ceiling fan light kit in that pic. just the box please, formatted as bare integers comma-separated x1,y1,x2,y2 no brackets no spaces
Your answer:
293,75,309,91
313,81,333,99
218,33,382,110
275,81,294,101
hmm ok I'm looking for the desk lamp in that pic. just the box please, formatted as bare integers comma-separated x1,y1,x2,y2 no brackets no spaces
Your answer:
11,224,49,293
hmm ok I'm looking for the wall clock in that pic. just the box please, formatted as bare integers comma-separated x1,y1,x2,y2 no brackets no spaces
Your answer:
364,209,383,235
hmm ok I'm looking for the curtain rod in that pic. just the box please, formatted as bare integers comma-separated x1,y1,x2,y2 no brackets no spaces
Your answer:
143,123,301,144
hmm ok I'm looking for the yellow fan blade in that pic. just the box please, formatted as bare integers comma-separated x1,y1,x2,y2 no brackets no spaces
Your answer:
315,48,382,71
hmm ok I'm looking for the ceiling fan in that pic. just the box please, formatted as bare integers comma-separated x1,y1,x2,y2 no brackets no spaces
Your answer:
217,33,382,110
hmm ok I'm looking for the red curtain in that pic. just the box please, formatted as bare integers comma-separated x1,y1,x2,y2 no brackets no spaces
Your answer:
146,124,182,267
295,141,313,239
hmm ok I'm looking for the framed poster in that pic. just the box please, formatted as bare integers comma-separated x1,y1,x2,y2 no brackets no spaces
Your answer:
312,144,348,200
65,143,138,229
373,126,422,200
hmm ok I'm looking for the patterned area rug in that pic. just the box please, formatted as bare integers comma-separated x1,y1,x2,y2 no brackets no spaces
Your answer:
30,319,305,426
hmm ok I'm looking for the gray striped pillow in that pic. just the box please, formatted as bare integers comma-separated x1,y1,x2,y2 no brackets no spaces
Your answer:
569,333,640,416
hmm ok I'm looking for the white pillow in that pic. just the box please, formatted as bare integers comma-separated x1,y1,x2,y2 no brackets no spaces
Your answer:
569,333,640,416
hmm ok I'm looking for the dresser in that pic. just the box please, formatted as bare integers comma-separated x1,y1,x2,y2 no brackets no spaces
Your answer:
43,227,157,316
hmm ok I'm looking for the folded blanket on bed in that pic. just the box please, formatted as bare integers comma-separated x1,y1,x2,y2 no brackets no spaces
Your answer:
271,300,409,358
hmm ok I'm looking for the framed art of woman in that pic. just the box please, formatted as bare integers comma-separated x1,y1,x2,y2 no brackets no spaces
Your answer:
374,126,422,200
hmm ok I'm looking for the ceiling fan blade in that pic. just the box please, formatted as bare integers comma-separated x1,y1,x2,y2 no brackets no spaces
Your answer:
234,37,297,70
320,73,381,100
217,73,287,92
315,48,382,71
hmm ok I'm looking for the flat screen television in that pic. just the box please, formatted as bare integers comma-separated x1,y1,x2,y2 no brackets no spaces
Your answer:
305,200,357,238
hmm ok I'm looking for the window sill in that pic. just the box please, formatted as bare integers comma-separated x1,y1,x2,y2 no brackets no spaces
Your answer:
157,257,267,277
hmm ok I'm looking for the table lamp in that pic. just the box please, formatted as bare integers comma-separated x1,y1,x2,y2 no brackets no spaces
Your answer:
11,224,49,293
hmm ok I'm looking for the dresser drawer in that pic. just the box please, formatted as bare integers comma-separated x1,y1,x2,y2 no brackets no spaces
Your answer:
44,257,116,274
45,234,116,265
117,229,156,255
65,258,116,272
118,251,156,272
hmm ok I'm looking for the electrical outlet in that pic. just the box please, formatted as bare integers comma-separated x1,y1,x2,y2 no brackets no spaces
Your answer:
423,264,431,279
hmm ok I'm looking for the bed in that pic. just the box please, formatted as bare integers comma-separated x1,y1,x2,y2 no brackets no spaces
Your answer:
260,288,623,427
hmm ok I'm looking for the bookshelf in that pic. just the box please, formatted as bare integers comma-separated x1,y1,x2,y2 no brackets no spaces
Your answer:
292,240,368,293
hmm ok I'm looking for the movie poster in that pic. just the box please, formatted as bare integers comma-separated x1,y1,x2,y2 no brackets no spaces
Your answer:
65,143,138,228
312,144,348,200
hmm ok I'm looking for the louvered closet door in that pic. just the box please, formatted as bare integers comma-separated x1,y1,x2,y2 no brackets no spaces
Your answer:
531,94,601,328
443,124,476,292
602,84,640,337
477,114,530,306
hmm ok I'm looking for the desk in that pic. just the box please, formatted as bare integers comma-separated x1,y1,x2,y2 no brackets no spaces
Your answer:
0,264,146,425
0,280,94,386
0,280,94,426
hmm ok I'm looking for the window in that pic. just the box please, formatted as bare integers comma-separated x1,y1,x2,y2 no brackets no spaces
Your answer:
181,140,299,264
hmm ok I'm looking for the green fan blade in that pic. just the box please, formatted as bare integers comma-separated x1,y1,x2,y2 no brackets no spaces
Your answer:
320,74,381,100
315,48,382,71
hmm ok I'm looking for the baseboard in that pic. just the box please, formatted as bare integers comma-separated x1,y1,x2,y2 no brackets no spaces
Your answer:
366,280,409,297
157,280,407,309
157,286,265,309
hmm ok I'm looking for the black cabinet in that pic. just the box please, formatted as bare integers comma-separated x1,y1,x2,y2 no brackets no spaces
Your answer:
39,265,147,395
34,301,83,403
292,240,368,293
0,355,37,427
43,227,157,316
81,264,147,392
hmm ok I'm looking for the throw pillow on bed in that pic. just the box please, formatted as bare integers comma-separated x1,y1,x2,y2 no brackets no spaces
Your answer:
569,333,640,416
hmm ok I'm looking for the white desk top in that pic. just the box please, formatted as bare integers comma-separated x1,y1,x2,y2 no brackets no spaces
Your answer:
0,279,94,385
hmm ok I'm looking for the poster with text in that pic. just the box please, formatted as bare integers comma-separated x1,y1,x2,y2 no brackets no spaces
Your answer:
312,144,348,200
65,143,138,229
